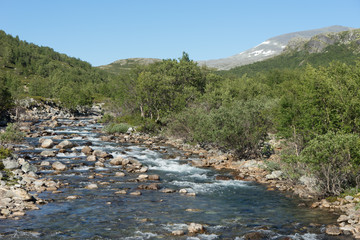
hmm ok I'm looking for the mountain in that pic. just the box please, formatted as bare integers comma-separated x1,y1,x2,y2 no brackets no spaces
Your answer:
219,28,360,77
198,25,354,70
97,58,161,75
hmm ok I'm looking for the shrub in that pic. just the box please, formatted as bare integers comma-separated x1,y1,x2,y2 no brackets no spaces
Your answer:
0,123,24,143
103,123,131,134
299,132,360,196
98,114,115,123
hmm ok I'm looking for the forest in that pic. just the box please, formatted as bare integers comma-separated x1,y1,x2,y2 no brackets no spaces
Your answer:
1,29,360,196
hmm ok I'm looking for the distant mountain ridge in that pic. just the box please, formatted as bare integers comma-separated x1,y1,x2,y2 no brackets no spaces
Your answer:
219,28,360,78
197,25,354,70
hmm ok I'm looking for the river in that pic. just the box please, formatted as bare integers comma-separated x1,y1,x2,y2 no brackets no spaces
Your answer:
0,118,351,239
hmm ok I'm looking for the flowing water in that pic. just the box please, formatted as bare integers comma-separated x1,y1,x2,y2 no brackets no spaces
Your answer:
0,118,351,239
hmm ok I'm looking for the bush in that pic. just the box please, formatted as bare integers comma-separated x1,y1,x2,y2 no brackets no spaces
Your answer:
103,123,131,134
0,123,24,143
167,97,274,158
0,147,12,159
299,132,360,196
98,114,115,123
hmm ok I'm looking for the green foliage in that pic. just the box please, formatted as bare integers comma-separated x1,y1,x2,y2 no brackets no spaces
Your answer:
0,74,13,114
298,132,360,195
274,62,360,151
0,123,25,143
0,147,12,160
103,123,131,134
98,114,115,123
0,30,119,110
134,54,206,121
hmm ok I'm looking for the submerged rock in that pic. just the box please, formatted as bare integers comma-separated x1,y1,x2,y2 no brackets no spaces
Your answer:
326,225,341,235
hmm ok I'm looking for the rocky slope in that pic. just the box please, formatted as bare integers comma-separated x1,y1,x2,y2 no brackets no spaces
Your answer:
285,28,360,53
198,25,353,70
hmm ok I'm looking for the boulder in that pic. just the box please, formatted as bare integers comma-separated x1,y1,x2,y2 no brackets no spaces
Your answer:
265,170,283,180
21,162,37,173
95,161,105,167
115,190,127,194
148,175,160,181
40,161,50,166
11,188,32,201
110,157,123,166
81,146,93,155
41,139,54,148
2,159,20,170
40,150,56,157
85,183,98,189
57,140,75,149
326,225,341,235
138,174,149,180
130,191,141,196
87,155,97,161
188,223,205,234
179,189,188,194
161,188,175,193
115,172,125,177
172,230,185,236
337,215,349,223
93,150,112,159
52,161,67,171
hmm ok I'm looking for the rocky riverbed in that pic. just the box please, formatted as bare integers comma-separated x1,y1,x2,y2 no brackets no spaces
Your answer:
0,111,357,239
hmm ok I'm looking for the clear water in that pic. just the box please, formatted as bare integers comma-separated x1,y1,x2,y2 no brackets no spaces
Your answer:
0,118,351,239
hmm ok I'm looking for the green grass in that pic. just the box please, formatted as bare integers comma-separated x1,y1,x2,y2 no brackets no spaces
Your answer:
103,123,131,134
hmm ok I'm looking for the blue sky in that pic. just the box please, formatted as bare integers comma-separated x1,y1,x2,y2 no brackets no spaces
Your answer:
1,0,359,66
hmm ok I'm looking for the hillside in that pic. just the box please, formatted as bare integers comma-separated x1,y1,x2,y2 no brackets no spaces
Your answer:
98,58,161,75
219,29,360,77
198,25,353,70
0,30,115,111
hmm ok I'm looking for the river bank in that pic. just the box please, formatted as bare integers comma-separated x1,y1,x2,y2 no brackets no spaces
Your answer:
0,109,357,239
104,130,360,239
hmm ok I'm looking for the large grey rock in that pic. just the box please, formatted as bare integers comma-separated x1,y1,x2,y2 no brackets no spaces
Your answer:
2,159,20,170
265,170,283,180
41,139,54,148
21,162,37,173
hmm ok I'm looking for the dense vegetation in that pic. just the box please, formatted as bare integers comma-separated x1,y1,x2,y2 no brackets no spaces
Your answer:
0,30,130,111
1,29,360,196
